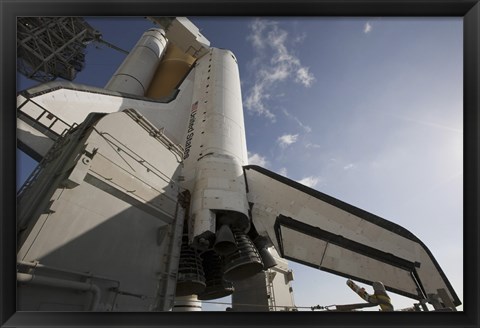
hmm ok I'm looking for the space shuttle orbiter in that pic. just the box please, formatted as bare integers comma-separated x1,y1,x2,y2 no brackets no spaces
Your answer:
16,17,460,311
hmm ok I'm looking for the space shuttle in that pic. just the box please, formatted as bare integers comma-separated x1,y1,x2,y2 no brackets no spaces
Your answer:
16,17,460,311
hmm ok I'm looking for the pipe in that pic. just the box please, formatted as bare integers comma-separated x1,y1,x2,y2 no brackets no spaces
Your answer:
17,260,120,286
17,272,101,311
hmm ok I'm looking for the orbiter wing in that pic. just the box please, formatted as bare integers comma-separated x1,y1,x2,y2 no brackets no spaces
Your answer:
244,165,461,306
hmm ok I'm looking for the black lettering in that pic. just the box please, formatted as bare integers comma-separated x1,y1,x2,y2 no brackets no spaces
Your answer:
183,101,200,160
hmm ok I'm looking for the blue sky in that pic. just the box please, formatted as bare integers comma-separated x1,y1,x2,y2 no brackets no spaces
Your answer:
17,17,463,311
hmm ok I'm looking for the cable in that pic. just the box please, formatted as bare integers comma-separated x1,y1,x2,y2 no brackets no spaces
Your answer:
94,38,129,55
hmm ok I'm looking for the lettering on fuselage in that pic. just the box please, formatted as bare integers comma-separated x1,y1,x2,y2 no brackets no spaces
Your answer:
183,101,198,160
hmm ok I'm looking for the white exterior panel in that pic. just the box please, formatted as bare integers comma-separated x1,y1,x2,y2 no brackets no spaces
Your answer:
17,119,54,159
16,70,195,159
17,111,185,311
243,165,461,306
105,28,167,95
180,48,250,247
157,17,210,58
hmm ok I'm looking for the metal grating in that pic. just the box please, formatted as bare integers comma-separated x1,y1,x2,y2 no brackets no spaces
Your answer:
17,17,100,82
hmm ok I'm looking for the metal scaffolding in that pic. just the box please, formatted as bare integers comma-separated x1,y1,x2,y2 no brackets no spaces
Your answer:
17,17,99,82
17,17,127,82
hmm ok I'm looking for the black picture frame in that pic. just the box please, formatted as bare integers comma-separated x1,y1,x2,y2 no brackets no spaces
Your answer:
1,1,478,327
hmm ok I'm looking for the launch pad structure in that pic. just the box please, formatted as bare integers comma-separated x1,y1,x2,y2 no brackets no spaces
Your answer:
15,17,461,312
17,17,127,83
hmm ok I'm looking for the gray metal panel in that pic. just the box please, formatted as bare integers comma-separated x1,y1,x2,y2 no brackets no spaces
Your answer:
232,272,269,312
17,111,185,311
244,165,461,307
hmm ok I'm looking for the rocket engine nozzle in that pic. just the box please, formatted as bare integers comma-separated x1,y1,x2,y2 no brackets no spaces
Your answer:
222,230,263,282
258,247,277,270
213,224,237,255
175,235,206,297
253,236,278,270
197,250,234,300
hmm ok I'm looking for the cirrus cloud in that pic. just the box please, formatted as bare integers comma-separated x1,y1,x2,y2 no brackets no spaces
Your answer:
364,22,373,34
277,133,299,147
244,19,316,121
297,176,320,188
248,152,269,167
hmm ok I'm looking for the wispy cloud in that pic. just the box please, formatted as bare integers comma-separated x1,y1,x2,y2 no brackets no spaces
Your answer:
248,152,269,167
306,143,322,149
278,167,288,177
364,22,373,34
295,67,315,87
281,109,312,133
244,84,276,120
343,163,357,170
384,112,462,133
277,133,299,147
245,19,315,121
297,176,320,188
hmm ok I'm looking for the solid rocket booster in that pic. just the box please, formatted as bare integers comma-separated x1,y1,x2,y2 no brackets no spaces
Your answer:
105,28,167,96
181,48,250,249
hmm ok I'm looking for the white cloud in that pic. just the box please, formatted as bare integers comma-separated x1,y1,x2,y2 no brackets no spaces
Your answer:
244,84,276,121
278,167,288,177
305,143,321,149
281,109,312,133
248,19,276,50
343,163,357,170
262,65,289,84
248,152,268,167
245,19,315,121
295,67,315,87
277,133,299,147
297,176,320,188
381,111,462,133
364,22,373,34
